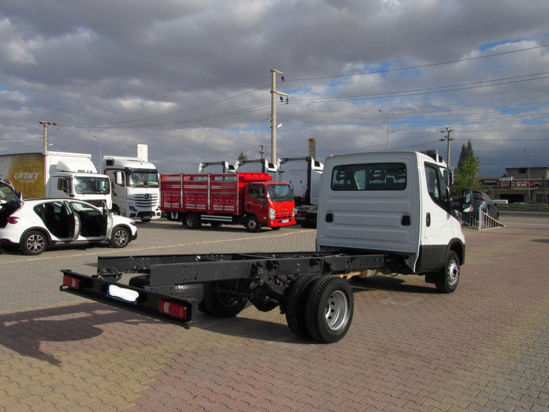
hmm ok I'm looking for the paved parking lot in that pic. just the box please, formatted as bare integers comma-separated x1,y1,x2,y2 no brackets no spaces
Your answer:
1,214,549,411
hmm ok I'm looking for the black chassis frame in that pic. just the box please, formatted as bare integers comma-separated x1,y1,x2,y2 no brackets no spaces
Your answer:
61,250,397,326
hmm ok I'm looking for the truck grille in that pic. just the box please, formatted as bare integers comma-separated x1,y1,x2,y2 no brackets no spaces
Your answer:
276,208,293,218
132,193,159,208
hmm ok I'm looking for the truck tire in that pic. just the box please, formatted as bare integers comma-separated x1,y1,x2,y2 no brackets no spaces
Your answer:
434,250,460,293
20,230,48,255
284,274,321,338
200,281,248,318
304,276,354,343
245,215,260,232
183,213,201,229
111,226,131,248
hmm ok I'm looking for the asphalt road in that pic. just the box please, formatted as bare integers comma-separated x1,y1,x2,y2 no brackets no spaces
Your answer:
1,214,549,410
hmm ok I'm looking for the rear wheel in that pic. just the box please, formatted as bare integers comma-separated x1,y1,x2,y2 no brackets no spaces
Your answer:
20,230,48,255
111,226,131,248
435,250,460,293
201,281,248,317
304,276,354,343
183,213,201,229
284,275,321,338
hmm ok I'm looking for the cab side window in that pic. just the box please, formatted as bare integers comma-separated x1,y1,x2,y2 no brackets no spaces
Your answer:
425,164,449,209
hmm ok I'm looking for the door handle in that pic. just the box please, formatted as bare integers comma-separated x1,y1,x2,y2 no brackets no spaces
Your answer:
401,215,410,226
426,212,431,227
326,213,333,222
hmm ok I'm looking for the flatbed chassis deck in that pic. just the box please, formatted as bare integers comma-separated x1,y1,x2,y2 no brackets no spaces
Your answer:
61,251,402,343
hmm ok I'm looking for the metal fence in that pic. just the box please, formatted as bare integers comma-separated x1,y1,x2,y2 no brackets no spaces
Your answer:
456,209,505,231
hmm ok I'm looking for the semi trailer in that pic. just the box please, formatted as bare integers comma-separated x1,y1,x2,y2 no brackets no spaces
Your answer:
61,151,466,343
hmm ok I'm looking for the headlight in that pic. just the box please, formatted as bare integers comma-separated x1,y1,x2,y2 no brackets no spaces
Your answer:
269,208,276,220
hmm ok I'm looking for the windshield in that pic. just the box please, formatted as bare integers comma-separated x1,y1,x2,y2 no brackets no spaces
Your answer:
266,184,294,202
74,176,111,195
128,170,159,188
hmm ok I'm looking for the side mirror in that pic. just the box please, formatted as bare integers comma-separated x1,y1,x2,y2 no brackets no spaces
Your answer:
461,190,472,213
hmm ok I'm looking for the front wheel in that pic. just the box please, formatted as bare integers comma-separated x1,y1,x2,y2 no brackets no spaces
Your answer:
304,276,354,343
435,250,460,293
111,226,131,248
20,230,48,255
245,215,260,232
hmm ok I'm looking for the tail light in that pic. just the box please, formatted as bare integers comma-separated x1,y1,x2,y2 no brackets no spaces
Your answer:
158,299,188,319
7,216,19,224
63,275,81,289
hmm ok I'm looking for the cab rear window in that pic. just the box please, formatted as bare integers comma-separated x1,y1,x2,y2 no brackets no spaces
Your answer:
331,163,407,191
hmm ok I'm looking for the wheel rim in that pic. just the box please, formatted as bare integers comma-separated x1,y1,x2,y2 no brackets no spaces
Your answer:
114,229,128,246
324,290,350,332
26,234,45,253
447,260,460,286
248,219,257,230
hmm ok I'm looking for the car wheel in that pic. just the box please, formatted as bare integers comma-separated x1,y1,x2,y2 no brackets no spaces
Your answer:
20,230,48,255
111,226,131,248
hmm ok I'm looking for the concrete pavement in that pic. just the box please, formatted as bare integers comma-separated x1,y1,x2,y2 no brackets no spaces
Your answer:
1,217,548,410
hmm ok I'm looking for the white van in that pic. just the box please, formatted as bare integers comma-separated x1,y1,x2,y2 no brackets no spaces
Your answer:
316,151,465,291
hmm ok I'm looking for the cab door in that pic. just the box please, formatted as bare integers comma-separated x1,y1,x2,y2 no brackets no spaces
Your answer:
245,184,268,222
418,163,454,271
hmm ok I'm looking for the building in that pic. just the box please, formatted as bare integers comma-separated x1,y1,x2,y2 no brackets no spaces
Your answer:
481,166,549,204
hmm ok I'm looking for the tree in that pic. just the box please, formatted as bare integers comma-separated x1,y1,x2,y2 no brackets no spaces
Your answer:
237,152,248,162
456,140,474,170
453,155,481,195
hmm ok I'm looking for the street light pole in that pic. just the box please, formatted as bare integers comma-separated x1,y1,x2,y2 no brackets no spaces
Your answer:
524,148,531,203
378,109,397,151
194,125,207,162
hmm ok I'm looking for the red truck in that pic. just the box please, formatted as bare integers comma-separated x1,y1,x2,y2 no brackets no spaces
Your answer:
161,172,295,232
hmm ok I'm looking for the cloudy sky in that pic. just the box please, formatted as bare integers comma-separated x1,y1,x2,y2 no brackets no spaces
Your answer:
1,0,548,176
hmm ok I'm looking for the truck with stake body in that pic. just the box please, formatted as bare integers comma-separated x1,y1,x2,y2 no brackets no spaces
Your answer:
61,151,466,343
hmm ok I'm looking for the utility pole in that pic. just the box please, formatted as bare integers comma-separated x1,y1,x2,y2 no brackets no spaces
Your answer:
524,148,531,203
440,127,454,169
39,120,56,155
270,69,288,164
308,138,316,159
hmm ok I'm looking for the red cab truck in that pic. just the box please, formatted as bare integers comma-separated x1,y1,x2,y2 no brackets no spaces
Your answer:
161,172,295,232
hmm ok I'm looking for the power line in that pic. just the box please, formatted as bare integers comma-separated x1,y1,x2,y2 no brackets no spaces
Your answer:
55,45,549,130
287,44,549,82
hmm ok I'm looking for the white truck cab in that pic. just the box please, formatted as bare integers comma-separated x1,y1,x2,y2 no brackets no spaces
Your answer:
317,151,465,292
46,154,112,209
103,156,161,222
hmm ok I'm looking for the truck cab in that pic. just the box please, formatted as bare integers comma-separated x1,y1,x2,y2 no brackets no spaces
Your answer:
46,154,112,209
244,181,295,231
103,156,161,222
317,151,465,289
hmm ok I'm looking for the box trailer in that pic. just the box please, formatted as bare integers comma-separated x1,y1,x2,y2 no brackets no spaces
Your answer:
0,152,112,208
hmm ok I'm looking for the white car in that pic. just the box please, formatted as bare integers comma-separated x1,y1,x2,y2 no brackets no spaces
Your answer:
0,198,137,255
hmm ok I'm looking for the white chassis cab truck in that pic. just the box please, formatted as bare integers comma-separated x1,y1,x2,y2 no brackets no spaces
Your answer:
61,151,466,343
103,155,161,222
